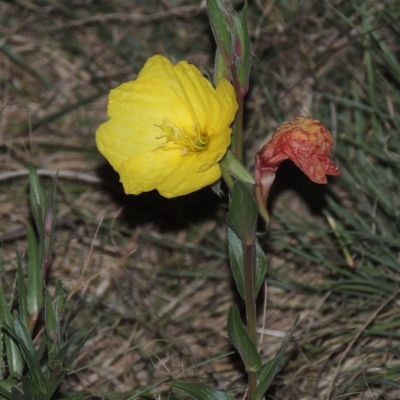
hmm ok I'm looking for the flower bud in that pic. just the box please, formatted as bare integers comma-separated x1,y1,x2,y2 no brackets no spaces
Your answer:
206,0,235,68
232,2,251,95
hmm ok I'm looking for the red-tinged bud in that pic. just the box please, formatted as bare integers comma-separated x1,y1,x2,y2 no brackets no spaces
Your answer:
232,2,251,96
206,0,235,68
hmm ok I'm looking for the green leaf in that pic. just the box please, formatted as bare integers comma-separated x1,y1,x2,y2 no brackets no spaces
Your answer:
253,317,299,400
227,306,262,372
28,163,46,241
45,280,65,361
228,228,267,300
26,225,43,317
10,386,30,400
228,227,245,299
226,181,258,244
45,287,58,342
43,173,57,273
21,377,40,399
16,250,28,326
47,327,93,396
255,242,267,296
12,315,48,392
170,381,235,400
54,280,65,323
0,291,24,376
0,379,18,399
220,150,255,185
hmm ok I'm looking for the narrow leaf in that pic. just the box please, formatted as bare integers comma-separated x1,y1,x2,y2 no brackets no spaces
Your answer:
228,228,267,300
226,181,258,244
0,384,13,399
253,317,299,400
227,306,262,372
28,163,46,240
47,327,93,395
43,173,57,274
16,250,28,326
255,242,267,296
228,227,245,299
0,291,23,375
54,279,65,323
170,381,235,400
12,315,48,391
0,378,18,394
220,150,255,184
26,225,43,317
21,377,41,399
10,387,28,400
45,288,58,342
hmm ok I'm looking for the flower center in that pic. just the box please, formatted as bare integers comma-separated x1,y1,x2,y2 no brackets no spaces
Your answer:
156,120,209,156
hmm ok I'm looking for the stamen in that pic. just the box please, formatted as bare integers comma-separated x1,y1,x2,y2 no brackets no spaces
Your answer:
155,120,210,155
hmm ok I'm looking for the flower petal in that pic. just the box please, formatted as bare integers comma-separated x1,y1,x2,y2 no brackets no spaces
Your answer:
119,149,222,198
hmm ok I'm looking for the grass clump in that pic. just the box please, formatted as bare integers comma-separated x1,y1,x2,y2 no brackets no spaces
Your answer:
0,167,91,399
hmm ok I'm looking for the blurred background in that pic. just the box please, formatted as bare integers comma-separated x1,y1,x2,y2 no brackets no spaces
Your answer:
1,1,400,398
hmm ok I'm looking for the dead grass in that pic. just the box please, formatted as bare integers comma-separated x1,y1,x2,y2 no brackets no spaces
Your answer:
1,0,400,399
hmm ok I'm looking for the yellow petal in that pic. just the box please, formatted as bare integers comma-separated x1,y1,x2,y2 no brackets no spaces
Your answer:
120,150,222,198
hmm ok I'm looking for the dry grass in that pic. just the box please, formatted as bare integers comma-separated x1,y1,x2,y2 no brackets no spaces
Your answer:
1,0,400,399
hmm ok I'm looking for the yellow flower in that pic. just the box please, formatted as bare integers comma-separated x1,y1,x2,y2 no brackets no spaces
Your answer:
96,55,238,198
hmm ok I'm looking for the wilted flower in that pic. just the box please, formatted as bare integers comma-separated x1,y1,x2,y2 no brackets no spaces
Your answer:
254,117,341,223
96,55,238,198
256,117,340,183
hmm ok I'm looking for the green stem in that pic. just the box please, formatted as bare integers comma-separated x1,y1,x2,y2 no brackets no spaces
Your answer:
230,56,257,400
244,240,257,399
230,65,244,163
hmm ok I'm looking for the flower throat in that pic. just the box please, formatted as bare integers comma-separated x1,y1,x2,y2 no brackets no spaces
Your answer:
157,120,209,156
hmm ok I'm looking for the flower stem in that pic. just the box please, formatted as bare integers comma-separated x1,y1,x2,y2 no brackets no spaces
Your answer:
244,239,257,399
230,65,244,164
229,56,257,400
